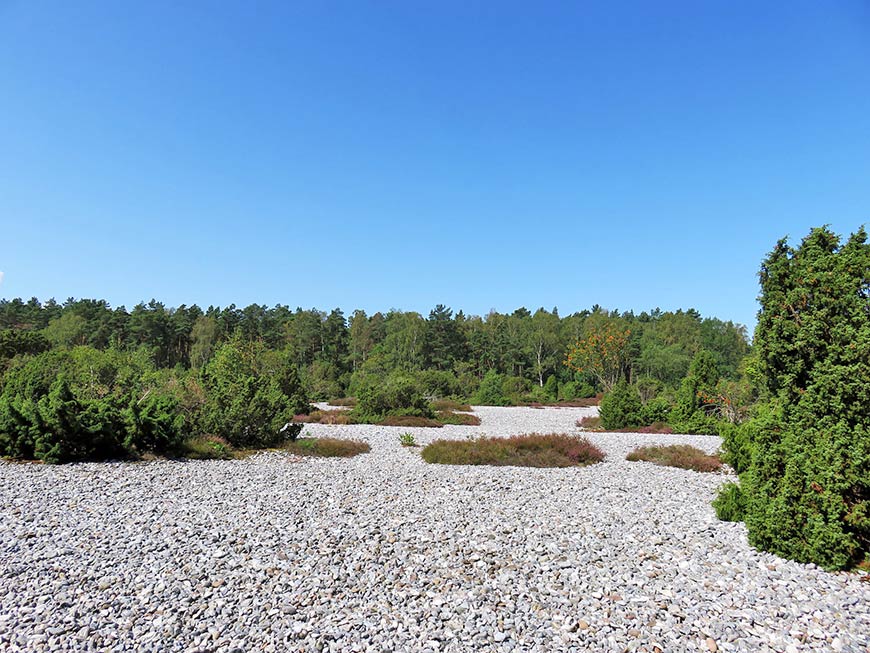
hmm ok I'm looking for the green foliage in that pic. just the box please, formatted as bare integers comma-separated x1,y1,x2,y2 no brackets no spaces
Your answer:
713,482,746,521
557,380,595,401
717,407,776,475
501,375,530,403
398,432,417,447
2,298,750,411
0,348,185,462
473,369,510,406
42,313,89,348
0,329,50,363
720,226,870,570
640,395,671,425
668,350,722,435
123,387,186,454
423,305,466,371
543,375,558,400
190,315,218,369
599,380,643,430
301,359,343,400
32,376,124,463
417,369,461,400
353,373,432,421
201,338,307,448
557,380,578,401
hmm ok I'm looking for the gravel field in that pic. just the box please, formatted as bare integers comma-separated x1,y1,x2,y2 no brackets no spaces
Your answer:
1,406,868,652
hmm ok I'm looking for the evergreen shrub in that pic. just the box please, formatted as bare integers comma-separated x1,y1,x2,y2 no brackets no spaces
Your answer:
599,381,643,430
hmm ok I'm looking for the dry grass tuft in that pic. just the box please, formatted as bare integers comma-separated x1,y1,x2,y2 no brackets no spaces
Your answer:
422,433,605,468
285,437,370,458
577,415,601,430
626,444,722,473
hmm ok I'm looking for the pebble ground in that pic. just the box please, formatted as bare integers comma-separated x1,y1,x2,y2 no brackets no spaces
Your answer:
1,406,868,652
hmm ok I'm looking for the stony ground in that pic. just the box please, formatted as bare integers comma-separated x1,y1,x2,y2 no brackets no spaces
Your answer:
1,406,868,653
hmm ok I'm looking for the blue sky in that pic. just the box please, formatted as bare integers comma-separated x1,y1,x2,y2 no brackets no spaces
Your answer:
1,1,869,329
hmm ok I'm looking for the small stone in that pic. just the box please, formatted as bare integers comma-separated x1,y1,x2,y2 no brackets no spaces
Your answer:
705,638,718,652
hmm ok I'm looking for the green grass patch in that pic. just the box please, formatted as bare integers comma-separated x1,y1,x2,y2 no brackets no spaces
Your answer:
285,437,370,458
626,444,722,473
421,433,605,468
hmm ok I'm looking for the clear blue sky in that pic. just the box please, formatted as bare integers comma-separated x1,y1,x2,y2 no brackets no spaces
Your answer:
2,1,869,329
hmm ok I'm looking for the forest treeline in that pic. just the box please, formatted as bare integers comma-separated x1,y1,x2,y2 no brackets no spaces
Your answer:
0,298,749,405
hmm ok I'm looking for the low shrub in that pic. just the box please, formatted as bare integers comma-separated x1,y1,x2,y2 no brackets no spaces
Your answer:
431,399,472,412
641,396,672,424
559,381,596,401
543,375,559,400
327,397,356,407
354,374,433,422
286,437,370,458
713,482,746,521
379,415,442,428
417,369,461,399
474,370,510,406
0,348,187,462
668,413,722,436
435,410,481,426
501,375,531,403
201,338,307,448
577,415,601,430
626,444,722,473
599,381,644,430
421,433,605,468
718,419,755,475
